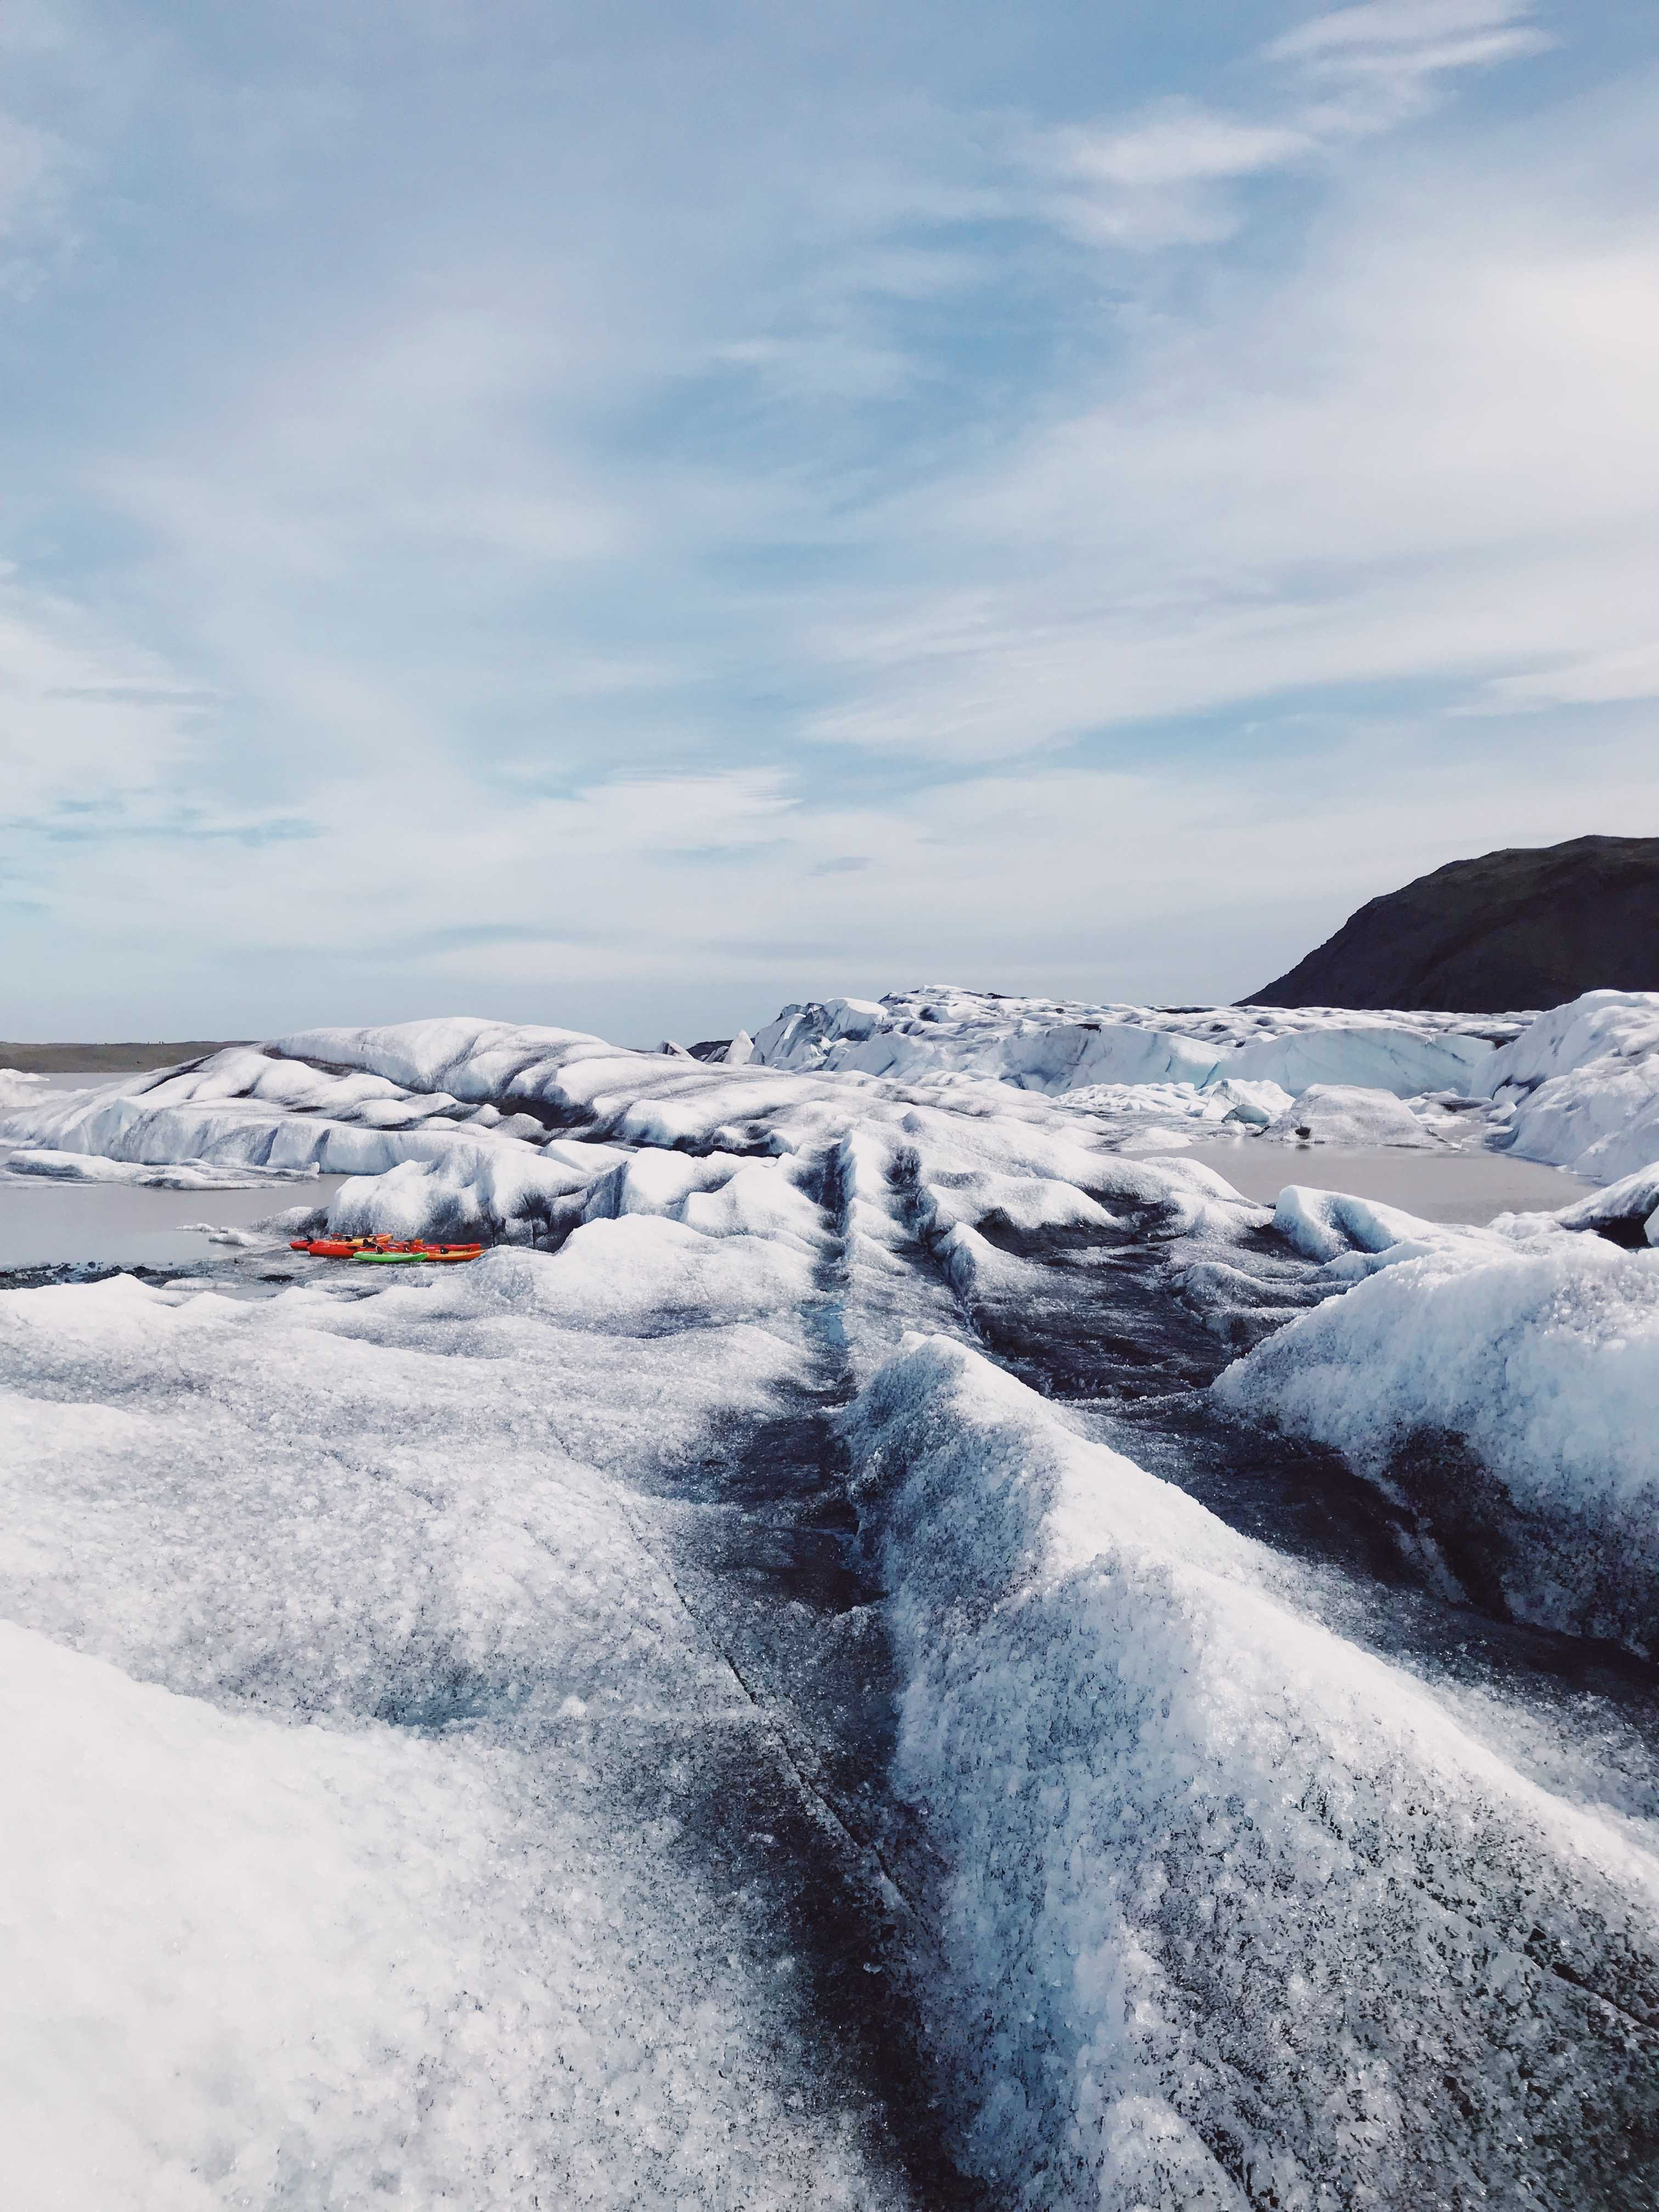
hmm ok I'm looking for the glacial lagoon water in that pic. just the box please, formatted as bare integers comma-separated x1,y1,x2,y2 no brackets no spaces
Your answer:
0,1177,349,1271
1182,1139,1592,1224
0,1071,340,1269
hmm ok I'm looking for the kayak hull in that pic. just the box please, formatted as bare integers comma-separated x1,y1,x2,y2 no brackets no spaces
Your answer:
352,1245,484,1265
296,1236,486,1262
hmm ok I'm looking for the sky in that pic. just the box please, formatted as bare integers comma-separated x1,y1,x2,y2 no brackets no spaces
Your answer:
1,0,1656,1044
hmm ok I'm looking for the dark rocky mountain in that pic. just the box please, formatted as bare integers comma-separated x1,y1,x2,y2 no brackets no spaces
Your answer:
1244,834,1659,1012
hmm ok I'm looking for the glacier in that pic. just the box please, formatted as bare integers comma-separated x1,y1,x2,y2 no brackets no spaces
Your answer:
855,1335,1659,2210
1478,990,1659,1181
1216,1231,1659,1655
1,989,1658,2208
747,986,1517,1099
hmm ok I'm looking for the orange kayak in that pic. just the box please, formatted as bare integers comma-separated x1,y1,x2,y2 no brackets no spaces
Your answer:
293,1235,484,1261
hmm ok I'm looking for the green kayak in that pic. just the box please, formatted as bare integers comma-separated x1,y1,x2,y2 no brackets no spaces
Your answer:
353,1250,428,1264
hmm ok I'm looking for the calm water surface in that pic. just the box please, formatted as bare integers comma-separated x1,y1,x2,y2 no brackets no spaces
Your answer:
0,1070,338,1269
1182,1141,1591,1224
0,1178,346,1269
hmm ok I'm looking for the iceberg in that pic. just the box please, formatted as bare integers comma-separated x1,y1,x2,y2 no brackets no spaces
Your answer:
0,1066,52,1114
1255,1082,1446,1148
1553,1161,1659,1246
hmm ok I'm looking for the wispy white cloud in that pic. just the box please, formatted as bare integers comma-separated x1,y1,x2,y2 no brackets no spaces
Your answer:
1064,111,1312,191
0,115,61,229
1476,642,1659,710
1042,104,1316,247
1039,0,1549,250
0,576,206,817
1269,0,1555,141
1268,0,1542,63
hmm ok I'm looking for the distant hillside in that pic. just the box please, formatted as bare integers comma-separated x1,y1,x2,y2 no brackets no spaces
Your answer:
1244,835,1659,1012
0,1040,248,1073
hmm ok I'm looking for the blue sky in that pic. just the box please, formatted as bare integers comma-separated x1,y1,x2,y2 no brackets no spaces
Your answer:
2,0,1656,1042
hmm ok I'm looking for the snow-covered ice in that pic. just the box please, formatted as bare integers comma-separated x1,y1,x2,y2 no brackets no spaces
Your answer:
1267,1182,1474,1271
1554,1159,1659,1245
0,1262,913,2207
0,1066,52,1114
0,1019,1272,1249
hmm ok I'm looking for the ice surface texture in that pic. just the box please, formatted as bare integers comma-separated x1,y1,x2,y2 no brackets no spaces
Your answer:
4,1001,1659,2207
0,1262,911,2208
1255,1082,1444,1149
0,1018,1267,1246
740,986,1659,1183
851,1335,1659,2209
8,995,1655,1221
1217,1236,1659,1652
0,1066,52,1113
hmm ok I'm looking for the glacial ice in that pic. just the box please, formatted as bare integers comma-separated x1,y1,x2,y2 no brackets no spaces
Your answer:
851,1334,1659,2209
1553,1160,1659,1245
1267,1182,1462,1270
0,1019,1273,1248
1481,989,1659,1179
0,1067,52,1114
0,1264,908,2208
3,992,1659,2207
1206,1076,1295,1125
1255,1082,1444,1148
1217,1235,1659,1651
749,987,1516,1098
3,1146,321,1189
9,996,1649,1232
